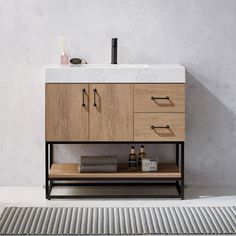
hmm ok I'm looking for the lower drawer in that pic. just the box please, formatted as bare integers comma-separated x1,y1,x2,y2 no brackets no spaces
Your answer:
134,113,185,141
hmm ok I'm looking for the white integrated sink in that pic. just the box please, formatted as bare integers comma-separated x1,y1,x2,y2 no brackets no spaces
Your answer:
45,64,185,83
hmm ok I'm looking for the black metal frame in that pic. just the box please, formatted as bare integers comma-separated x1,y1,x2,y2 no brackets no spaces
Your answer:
45,141,184,200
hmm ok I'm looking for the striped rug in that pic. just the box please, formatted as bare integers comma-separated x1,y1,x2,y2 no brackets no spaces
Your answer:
0,207,236,235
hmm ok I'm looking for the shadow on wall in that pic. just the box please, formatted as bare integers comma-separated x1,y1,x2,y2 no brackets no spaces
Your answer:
185,71,236,186
54,72,236,187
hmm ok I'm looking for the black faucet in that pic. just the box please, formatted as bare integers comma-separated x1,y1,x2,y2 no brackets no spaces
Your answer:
111,38,118,64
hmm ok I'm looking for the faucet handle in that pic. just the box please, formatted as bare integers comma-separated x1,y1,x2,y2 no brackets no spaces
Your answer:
112,38,118,47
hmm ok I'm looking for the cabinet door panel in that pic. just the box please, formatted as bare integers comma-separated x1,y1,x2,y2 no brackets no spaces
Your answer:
46,84,89,141
89,84,133,141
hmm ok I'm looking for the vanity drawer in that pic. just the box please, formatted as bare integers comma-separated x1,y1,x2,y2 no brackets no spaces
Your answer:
134,84,185,112
134,113,185,141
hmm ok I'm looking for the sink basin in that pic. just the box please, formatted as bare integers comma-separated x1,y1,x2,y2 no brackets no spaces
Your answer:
45,64,185,83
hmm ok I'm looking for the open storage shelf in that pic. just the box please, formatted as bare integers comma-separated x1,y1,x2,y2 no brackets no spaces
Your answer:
45,142,184,199
49,163,181,179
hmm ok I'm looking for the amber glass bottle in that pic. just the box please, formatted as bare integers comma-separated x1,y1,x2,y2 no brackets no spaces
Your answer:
138,145,146,170
128,146,137,171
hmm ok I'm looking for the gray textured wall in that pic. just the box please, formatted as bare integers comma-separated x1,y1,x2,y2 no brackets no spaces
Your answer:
0,0,236,186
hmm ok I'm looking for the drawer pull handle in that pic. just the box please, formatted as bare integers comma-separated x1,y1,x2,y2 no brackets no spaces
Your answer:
151,96,169,100
151,125,170,129
93,88,97,107
82,88,86,107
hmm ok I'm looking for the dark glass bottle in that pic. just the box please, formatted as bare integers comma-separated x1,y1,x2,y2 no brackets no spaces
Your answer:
138,145,146,170
128,146,137,171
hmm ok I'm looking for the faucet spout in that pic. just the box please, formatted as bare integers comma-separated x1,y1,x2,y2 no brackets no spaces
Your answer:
111,38,118,64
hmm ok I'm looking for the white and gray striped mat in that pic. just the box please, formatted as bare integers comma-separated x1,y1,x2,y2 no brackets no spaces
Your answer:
0,207,236,235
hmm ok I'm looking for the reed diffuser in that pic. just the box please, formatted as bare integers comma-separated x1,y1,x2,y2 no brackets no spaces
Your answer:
58,35,71,65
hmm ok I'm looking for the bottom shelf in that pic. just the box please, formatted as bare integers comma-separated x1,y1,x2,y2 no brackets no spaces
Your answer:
49,163,181,179
49,184,180,198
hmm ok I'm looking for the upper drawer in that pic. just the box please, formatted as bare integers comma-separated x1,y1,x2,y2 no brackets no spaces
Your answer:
134,84,185,112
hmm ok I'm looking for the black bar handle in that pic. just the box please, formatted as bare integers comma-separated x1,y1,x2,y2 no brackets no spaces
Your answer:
93,88,97,107
151,125,170,129
82,88,86,107
151,96,169,100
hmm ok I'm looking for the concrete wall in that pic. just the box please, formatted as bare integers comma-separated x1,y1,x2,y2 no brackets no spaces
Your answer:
0,0,236,186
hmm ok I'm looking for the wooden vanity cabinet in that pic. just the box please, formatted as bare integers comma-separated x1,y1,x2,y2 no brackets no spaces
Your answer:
45,65,185,199
46,83,185,142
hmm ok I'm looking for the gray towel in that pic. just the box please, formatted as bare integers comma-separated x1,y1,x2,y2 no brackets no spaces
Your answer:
80,156,117,166
79,164,117,173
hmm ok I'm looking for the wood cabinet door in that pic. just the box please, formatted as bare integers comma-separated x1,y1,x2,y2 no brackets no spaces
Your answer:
45,84,89,141
89,84,133,141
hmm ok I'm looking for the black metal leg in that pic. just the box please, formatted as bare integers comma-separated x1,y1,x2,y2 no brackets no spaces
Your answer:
181,142,184,200
175,143,180,197
45,142,50,199
49,143,53,198
176,181,181,195
176,143,179,167
50,144,53,167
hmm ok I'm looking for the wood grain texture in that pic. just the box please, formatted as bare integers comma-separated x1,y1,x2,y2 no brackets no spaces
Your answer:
134,84,185,112
89,84,133,141
45,84,89,141
49,163,181,179
134,113,185,141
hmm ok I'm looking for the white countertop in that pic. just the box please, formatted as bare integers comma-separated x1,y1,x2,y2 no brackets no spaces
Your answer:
45,64,185,83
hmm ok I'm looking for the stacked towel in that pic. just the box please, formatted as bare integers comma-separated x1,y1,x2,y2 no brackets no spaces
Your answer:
79,156,117,173
80,156,117,166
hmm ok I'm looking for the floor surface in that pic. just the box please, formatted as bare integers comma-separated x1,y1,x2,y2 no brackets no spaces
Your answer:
0,186,236,215
0,186,236,236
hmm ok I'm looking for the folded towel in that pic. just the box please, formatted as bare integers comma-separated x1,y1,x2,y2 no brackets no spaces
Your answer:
80,156,117,166
79,164,117,173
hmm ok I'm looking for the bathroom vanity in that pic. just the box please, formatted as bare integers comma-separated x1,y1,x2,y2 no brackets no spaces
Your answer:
45,64,185,199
